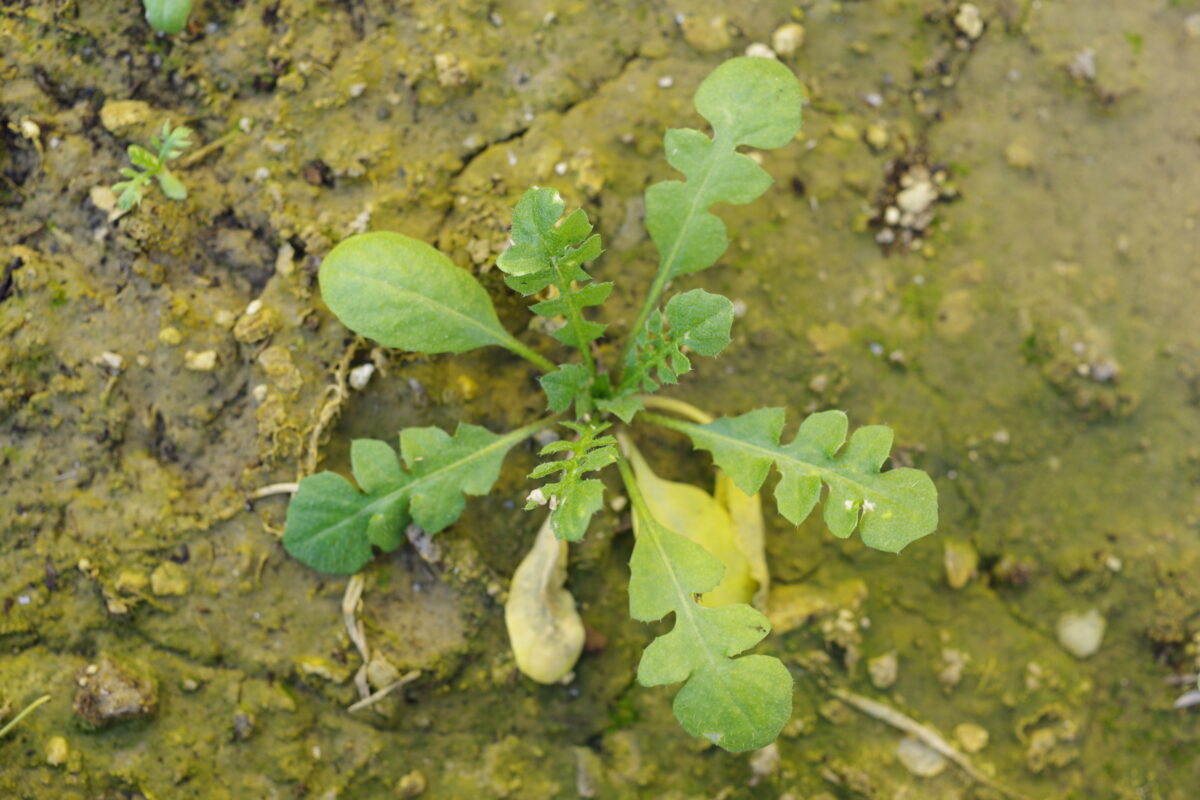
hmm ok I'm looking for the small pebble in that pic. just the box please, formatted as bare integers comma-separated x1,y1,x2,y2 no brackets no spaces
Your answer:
158,326,183,346
955,722,989,753
745,42,778,60
954,3,984,40
897,736,947,777
1056,609,1106,659
1005,142,1035,169
184,350,218,371
348,363,375,391
45,736,69,766
868,651,898,688
771,23,805,56
656,75,674,89
397,769,428,797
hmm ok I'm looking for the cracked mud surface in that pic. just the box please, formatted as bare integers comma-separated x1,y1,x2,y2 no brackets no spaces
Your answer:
2,1,1199,797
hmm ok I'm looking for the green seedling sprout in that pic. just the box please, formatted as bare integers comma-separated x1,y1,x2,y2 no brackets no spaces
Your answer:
281,57,939,751
111,121,192,212
0,694,51,740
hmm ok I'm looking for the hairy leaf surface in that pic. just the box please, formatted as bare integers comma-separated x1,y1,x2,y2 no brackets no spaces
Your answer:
643,410,938,553
284,422,540,573
618,458,791,752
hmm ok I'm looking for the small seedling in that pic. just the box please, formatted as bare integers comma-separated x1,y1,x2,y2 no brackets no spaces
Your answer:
282,57,939,751
0,694,50,740
111,121,192,211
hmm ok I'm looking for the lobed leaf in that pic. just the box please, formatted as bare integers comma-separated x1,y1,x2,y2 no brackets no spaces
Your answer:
623,437,756,607
284,422,539,574
319,232,525,357
497,187,609,391
618,457,792,752
643,409,938,553
618,288,734,399
539,363,594,416
526,421,617,542
645,57,803,282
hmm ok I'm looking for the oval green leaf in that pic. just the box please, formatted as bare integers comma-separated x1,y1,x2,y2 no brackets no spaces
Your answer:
319,231,515,355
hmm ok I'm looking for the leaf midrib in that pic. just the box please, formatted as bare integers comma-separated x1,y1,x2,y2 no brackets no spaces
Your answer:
304,424,537,548
343,271,511,350
646,414,923,521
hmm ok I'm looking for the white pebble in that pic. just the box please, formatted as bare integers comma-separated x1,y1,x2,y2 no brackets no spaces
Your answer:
745,42,778,60
1056,609,1106,659
656,75,674,89
348,363,375,391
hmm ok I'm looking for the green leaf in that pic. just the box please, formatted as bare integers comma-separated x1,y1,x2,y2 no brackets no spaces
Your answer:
617,457,792,752
645,57,803,282
623,437,756,608
539,363,594,415
526,421,617,542
284,422,541,573
127,145,158,170
156,169,187,200
319,231,529,357
157,122,193,160
497,187,608,364
143,0,192,34
619,289,734,394
595,393,643,424
642,410,938,553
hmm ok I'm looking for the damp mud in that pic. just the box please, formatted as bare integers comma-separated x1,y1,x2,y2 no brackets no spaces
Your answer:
2,1,1198,797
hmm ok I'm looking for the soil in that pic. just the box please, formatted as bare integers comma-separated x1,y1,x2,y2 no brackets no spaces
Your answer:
2,1,1198,798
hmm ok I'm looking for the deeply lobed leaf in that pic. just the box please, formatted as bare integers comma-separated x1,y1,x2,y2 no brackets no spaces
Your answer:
497,187,609,409
526,421,617,542
611,289,735,418
645,57,803,282
284,422,539,573
619,458,792,752
644,409,938,553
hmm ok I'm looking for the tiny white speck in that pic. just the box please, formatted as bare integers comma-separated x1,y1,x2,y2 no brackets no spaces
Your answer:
657,75,674,89
863,500,876,512
844,500,854,511
17,594,31,606
554,161,568,175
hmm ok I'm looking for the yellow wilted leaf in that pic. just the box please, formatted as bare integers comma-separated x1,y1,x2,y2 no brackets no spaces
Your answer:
622,436,756,608
505,514,585,684
714,473,769,610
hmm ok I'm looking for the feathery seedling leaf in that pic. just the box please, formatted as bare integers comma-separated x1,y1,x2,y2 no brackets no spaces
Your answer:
497,187,610,408
610,289,735,420
111,121,192,211
526,421,617,542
